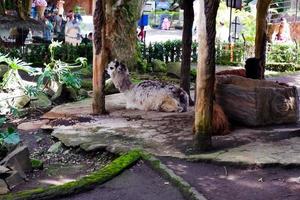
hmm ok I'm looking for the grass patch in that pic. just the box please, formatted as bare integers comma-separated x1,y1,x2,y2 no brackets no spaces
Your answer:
1,150,142,200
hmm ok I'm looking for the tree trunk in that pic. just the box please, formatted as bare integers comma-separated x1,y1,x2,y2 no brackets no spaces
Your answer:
24,0,32,17
180,0,194,106
0,0,5,15
16,0,26,20
194,0,219,151
255,0,272,79
93,0,107,114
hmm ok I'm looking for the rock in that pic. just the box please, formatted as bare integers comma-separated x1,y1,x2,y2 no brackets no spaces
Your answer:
78,89,88,98
0,146,32,173
0,179,9,195
0,166,10,174
64,87,78,100
45,81,63,99
5,171,24,189
104,79,119,95
48,142,63,153
17,119,50,131
30,92,52,109
167,62,181,78
81,79,92,90
152,59,167,73
0,64,9,78
12,90,31,109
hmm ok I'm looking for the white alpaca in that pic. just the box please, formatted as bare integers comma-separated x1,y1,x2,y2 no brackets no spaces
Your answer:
107,60,189,112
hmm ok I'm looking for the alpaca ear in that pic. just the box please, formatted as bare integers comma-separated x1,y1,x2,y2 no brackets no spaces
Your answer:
117,63,125,71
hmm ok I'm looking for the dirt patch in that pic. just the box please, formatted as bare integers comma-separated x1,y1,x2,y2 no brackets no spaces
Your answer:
160,157,300,200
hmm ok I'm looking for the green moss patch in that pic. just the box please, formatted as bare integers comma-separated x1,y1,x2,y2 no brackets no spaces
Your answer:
31,159,44,170
1,150,141,200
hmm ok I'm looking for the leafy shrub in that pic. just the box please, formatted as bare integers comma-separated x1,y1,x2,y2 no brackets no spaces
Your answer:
266,63,297,72
267,44,298,64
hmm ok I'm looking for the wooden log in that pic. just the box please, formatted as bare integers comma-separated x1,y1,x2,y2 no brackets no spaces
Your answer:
216,75,299,126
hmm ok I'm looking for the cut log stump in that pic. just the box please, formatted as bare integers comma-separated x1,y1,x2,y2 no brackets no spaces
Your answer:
216,75,299,126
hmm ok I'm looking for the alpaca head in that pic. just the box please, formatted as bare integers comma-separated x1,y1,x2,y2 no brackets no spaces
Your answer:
106,59,132,92
107,59,129,78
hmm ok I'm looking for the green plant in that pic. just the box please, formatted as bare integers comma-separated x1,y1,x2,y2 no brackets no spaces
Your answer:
37,41,87,90
0,53,41,90
266,63,297,72
267,44,298,64
0,127,20,146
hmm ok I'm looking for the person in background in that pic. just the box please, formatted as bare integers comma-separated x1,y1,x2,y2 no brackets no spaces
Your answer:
57,0,65,16
31,1,37,19
34,0,47,20
43,16,54,43
53,10,62,35
74,8,82,23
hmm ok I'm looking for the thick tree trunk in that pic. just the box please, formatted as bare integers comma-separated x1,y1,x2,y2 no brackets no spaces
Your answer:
93,0,107,114
194,0,219,151
0,0,5,15
255,0,272,79
180,0,194,105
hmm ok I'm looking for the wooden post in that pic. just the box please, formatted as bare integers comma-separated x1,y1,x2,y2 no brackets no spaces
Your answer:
194,0,219,151
255,0,272,79
180,0,194,105
92,0,107,114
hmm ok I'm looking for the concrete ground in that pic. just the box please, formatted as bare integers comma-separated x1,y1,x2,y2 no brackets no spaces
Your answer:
16,72,300,199
59,162,185,200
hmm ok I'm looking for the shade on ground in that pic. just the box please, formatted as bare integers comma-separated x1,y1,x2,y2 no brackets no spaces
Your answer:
41,91,300,166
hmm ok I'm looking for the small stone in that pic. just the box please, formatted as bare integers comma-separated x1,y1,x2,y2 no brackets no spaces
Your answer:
13,90,31,109
48,142,63,153
0,179,9,195
5,171,25,189
0,166,10,174
0,146,32,173
17,119,50,131
30,92,52,109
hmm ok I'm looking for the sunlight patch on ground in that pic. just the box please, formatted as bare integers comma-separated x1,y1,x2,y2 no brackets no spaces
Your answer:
39,177,76,186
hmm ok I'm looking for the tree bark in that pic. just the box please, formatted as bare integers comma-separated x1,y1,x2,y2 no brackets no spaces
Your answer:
93,0,107,114
255,0,272,79
194,0,219,151
180,0,194,106
92,0,144,114
0,0,5,15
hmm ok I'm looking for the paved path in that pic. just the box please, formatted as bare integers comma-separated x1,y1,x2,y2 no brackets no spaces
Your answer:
13,72,300,200
59,162,185,200
41,80,300,166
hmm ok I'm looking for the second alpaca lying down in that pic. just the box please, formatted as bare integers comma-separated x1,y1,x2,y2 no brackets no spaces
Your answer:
107,60,188,112
107,60,189,112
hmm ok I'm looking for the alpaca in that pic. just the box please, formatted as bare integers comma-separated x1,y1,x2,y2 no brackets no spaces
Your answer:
107,60,189,112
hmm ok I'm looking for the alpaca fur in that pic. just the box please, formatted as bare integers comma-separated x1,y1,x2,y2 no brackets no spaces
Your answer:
193,102,230,136
107,60,189,112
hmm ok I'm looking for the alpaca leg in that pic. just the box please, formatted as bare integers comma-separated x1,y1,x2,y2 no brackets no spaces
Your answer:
160,96,182,112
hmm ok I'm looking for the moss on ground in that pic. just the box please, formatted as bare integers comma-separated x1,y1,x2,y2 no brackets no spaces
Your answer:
31,159,43,170
1,150,142,200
